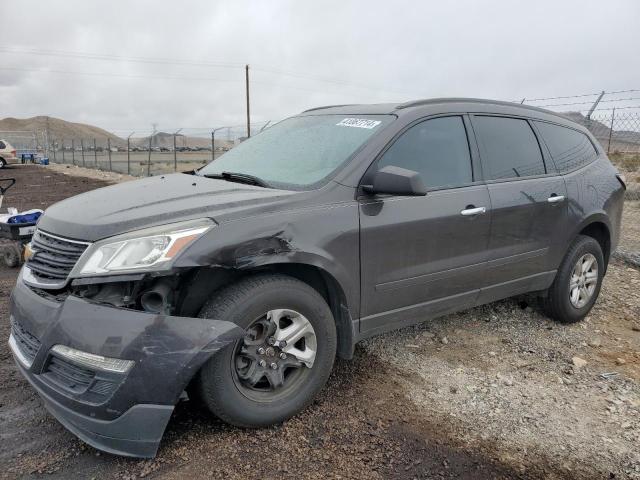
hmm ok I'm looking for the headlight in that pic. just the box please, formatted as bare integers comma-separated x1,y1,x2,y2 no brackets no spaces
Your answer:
70,218,214,277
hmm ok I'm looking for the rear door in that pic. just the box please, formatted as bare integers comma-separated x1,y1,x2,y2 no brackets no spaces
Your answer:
470,115,567,304
359,115,491,334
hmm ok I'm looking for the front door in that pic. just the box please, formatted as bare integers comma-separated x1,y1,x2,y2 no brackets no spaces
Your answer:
359,115,491,335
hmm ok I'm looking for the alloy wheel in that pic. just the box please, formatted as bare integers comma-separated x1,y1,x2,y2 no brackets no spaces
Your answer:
569,253,598,308
231,308,317,401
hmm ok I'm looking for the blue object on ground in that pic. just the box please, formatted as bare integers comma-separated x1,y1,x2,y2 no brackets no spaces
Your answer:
41,157,49,165
7,211,42,224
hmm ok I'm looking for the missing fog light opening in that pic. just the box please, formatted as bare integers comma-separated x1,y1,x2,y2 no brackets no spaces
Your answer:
51,344,135,373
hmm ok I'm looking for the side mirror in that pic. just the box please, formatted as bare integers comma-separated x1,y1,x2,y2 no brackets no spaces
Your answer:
362,165,427,196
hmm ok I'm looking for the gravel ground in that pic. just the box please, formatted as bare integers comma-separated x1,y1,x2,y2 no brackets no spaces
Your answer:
0,164,638,479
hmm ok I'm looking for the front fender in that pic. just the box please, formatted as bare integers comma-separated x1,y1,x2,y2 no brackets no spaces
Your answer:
175,202,361,319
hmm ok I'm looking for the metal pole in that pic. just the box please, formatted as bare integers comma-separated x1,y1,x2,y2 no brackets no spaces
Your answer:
520,98,526,104
81,139,85,167
108,138,112,171
173,128,182,172
211,127,224,162
62,139,65,163
607,108,616,154
245,64,251,138
127,132,134,176
93,138,97,167
586,91,606,121
147,134,152,176
52,139,57,162
72,139,75,165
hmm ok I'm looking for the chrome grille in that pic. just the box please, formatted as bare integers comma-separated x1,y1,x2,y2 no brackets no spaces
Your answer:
26,230,89,284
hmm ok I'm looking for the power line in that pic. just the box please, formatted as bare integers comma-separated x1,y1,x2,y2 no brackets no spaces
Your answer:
0,46,243,69
0,65,406,96
0,46,421,97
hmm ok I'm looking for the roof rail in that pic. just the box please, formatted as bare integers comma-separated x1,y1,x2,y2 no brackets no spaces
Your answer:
395,97,557,116
301,104,356,113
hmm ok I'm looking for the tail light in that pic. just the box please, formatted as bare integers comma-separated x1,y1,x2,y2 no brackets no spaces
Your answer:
616,173,627,189
11,150,16,157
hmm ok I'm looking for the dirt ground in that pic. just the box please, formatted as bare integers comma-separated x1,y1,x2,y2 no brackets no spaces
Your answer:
0,164,638,479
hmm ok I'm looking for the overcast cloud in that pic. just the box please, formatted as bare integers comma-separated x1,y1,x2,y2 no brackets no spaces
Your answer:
0,0,639,135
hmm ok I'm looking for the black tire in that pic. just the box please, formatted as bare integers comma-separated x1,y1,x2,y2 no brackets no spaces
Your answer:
193,274,337,427
0,158,6,169
542,235,604,323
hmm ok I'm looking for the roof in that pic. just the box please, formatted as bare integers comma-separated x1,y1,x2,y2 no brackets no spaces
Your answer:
301,97,566,121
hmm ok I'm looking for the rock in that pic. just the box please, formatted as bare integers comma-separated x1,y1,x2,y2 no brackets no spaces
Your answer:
449,386,458,394
488,351,497,357
589,338,602,348
572,356,588,369
440,337,449,345
615,358,626,365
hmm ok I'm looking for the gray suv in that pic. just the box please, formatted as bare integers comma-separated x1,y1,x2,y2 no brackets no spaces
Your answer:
9,98,625,457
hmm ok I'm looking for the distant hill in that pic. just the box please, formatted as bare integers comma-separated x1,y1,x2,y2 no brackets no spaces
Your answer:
0,116,232,150
0,116,123,143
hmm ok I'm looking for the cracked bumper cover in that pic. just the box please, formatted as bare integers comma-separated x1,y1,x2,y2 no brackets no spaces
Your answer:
8,270,244,458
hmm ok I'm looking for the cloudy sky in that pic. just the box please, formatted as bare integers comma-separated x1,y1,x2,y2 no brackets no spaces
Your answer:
1,0,639,136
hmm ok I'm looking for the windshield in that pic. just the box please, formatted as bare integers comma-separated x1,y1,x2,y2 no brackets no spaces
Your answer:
198,114,393,189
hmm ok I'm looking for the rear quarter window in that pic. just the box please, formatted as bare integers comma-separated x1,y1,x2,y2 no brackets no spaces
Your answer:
0,141,5,149
534,121,598,173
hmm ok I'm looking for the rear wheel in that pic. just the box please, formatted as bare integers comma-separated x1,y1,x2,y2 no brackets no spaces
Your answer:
0,158,6,169
542,235,604,323
193,274,337,427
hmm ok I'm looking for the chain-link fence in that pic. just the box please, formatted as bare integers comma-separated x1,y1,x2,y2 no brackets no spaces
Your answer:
40,120,274,177
569,111,640,172
6,110,640,177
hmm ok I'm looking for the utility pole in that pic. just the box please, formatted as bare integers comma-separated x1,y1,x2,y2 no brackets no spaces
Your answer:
245,64,251,138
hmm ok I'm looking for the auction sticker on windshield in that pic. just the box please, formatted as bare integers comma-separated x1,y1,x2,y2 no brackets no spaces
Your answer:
336,118,382,129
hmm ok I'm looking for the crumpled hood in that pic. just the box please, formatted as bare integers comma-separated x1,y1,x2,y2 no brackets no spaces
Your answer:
37,173,298,241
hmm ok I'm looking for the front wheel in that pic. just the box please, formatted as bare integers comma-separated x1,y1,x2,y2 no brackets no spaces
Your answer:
542,235,604,323
193,274,337,427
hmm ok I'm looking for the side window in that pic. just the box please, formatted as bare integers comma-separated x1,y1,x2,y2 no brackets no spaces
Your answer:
534,121,598,173
378,116,472,190
473,116,546,180
0,141,5,149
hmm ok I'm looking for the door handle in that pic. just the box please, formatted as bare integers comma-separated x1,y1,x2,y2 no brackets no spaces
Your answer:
460,206,486,216
547,195,565,204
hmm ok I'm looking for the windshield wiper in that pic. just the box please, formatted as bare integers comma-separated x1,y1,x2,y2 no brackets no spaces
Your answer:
202,171,270,187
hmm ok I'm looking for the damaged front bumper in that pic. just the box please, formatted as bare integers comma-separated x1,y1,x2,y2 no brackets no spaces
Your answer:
8,269,244,458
